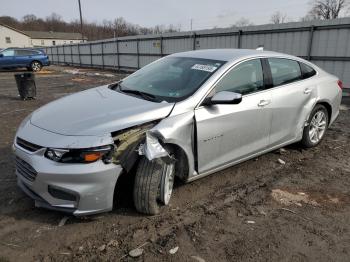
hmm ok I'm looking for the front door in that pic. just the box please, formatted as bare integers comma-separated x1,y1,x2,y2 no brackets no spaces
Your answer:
0,49,15,68
195,58,272,173
14,49,33,68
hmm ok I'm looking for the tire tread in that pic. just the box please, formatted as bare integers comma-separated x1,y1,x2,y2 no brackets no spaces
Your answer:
133,157,163,215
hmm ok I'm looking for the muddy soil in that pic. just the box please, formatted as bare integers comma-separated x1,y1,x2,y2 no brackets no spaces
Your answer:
0,66,349,262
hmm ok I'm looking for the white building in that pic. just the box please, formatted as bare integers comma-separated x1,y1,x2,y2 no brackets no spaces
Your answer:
0,23,86,49
0,23,31,49
24,31,85,47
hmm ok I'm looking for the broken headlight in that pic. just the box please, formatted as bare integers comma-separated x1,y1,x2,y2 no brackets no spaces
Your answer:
45,145,114,164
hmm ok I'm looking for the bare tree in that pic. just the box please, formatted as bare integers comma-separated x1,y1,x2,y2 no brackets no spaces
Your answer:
270,11,288,24
307,0,349,19
234,17,254,27
0,14,181,41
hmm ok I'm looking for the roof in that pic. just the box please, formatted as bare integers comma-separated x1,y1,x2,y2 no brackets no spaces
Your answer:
23,31,85,40
0,23,30,36
171,49,284,61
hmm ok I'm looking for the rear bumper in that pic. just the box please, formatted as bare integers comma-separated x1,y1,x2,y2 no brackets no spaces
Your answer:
14,143,123,216
42,59,50,66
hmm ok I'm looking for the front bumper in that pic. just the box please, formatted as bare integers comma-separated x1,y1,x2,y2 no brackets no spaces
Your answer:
13,142,123,216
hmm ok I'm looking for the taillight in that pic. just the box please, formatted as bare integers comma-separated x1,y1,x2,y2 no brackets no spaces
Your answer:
337,80,343,89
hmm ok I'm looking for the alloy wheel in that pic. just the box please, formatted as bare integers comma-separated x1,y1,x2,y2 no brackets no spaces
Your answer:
309,110,327,144
160,162,175,205
31,62,41,72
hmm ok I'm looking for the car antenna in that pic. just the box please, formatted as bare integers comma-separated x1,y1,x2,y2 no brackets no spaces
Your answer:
256,45,264,51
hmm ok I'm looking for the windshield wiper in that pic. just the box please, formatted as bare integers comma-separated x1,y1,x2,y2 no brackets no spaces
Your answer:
119,86,158,102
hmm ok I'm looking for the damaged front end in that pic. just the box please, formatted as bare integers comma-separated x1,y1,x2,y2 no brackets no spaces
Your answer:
111,121,170,172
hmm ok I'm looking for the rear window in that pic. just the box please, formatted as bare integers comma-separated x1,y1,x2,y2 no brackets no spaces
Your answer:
300,62,316,79
268,58,302,87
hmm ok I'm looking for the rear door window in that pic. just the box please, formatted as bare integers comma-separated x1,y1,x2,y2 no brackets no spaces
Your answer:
268,58,302,87
15,50,33,56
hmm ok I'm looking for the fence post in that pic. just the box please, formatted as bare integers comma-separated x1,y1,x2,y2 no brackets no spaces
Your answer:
116,38,120,71
78,43,82,67
56,47,59,64
192,33,196,50
101,42,105,69
160,36,163,57
70,45,73,65
136,39,140,69
89,43,93,67
237,30,243,48
63,45,66,65
307,25,315,61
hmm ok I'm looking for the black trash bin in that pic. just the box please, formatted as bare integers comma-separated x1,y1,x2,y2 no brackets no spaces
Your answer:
14,73,36,100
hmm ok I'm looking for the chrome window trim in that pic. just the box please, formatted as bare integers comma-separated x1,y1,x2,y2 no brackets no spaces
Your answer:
195,55,320,109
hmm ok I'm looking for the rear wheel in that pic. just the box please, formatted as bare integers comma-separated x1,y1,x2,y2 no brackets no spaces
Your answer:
30,61,42,72
301,104,329,148
133,157,175,215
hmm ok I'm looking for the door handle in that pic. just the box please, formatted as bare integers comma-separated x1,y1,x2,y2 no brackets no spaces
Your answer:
258,100,271,107
304,88,312,94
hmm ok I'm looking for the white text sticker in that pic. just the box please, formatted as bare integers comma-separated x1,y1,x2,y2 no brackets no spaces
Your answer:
191,64,218,72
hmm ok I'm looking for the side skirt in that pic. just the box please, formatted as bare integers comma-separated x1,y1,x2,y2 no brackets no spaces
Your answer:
186,137,300,183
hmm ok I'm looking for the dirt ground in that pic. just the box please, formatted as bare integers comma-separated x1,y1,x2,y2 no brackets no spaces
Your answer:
0,66,349,262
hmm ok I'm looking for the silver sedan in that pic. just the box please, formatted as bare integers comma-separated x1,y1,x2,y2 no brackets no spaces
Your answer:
13,49,342,215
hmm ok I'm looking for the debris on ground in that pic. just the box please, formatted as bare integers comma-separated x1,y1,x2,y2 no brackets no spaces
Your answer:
169,246,179,254
98,244,106,252
191,255,206,262
107,240,119,248
246,220,256,224
128,247,144,258
271,189,319,206
279,148,287,154
58,216,69,227
278,158,286,165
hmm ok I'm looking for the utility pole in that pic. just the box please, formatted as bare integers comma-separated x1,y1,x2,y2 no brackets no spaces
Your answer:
190,18,193,31
78,0,84,42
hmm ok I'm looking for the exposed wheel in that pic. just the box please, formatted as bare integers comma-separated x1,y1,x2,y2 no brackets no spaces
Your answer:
301,104,329,148
133,156,175,215
30,61,42,72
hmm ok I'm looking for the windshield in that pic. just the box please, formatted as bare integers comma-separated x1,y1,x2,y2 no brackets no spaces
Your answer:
113,56,225,102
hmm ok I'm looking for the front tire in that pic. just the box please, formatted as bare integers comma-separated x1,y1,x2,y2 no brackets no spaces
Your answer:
30,61,42,72
301,104,329,148
133,157,175,215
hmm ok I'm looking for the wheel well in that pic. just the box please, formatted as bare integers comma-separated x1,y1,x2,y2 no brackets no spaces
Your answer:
31,60,42,66
316,101,332,124
112,142,189,209
164,143,189,181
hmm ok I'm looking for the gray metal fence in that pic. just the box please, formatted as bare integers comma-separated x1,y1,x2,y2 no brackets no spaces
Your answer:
44,17,350,87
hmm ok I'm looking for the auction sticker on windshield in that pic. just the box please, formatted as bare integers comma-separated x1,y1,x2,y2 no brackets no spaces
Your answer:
191,64,218,72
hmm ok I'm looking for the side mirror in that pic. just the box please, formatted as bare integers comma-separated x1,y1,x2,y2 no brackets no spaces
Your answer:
0,54,3,58
210,91,242,105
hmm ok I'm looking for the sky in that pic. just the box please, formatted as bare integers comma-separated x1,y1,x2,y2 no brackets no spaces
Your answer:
1,0,312,31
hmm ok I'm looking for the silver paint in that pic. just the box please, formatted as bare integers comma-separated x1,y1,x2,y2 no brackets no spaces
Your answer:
14,49,342,215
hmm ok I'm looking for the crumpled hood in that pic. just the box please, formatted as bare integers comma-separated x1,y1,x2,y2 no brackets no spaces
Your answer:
30,85,174,136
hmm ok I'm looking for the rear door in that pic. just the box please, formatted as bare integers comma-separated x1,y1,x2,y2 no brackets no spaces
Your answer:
14,49,33,67
195,58,272,173
266,58,317,147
